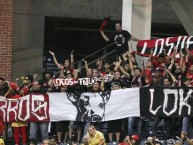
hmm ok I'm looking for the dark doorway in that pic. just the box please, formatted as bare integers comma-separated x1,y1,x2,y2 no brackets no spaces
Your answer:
43,17,116,73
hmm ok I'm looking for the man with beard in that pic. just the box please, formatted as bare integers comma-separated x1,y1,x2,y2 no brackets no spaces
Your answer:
149,68,164,87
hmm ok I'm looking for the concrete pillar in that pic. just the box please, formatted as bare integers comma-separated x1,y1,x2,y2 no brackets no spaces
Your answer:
169,0,193,35
122,0,152,66
122,0,132,32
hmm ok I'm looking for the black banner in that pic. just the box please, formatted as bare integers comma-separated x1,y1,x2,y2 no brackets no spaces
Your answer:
140,87,193,117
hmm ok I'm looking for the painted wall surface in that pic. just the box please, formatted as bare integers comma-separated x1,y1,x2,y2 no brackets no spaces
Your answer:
12,0,123,80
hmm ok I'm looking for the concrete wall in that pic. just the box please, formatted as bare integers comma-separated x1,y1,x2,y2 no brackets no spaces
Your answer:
152,0,181,24
12,0,123,80
12,0,184,79
12,15,44,79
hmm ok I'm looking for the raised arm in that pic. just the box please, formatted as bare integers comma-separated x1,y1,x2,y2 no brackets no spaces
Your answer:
97,59,103,71
82,59,88,72
148,49,154,61
49,51,63,69
179,51,186,73
167,69,178,86
118,65,130,79
167,58,174,70
130,36,140,41
122,52,128,62
100,31,110,42
128,54,135,75
171,45,177,59
73,69,79,79
100,76,105,91
70,49,74,69
113,57,122,71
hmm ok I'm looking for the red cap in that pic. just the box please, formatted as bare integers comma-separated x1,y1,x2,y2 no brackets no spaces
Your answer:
131,135,139,141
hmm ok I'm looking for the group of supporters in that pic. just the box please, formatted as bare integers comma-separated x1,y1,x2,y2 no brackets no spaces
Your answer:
0,22,193,145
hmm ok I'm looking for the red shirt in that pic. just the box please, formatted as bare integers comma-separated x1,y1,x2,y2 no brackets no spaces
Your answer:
151,60,163,68
188,50,193,68
119,142,130,145
0,122,4,136
20,86,29,96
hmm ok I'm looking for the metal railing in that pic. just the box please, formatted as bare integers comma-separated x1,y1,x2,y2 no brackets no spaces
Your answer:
74,42,116,71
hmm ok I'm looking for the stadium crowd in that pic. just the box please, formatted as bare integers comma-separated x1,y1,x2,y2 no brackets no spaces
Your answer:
0,22,193,145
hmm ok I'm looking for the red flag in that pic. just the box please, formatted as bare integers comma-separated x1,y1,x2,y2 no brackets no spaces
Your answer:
99,16,112,31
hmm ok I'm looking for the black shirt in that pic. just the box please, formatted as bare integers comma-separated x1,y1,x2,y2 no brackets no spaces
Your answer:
112,30,132,52
0,82,9,97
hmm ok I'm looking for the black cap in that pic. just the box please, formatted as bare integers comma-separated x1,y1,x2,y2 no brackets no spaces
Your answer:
111,81,121,87
149,131,156,136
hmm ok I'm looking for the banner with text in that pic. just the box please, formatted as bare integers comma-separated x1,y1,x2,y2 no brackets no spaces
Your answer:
136,36,193,57
0,94,50,122
0,88,140,122
140,87,193,117
1,87,193,122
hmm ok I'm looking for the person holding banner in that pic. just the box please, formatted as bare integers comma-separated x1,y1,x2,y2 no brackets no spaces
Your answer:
100,22,140,54
8,82,28,145
108,82,122,143
30,81,49,143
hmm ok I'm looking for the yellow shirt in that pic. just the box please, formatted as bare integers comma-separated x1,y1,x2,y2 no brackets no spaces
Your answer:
0,138,4,145
89,131,106,145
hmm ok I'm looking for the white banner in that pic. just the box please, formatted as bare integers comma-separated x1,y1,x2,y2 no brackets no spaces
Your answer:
49,88,140,122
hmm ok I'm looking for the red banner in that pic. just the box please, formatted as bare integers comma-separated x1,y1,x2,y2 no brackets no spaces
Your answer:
136,36,193,57
0,94,50,122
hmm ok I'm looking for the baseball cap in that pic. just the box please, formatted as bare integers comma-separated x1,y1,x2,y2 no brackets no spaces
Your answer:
111,81,121,87
149,131,156,136
131,135,139,141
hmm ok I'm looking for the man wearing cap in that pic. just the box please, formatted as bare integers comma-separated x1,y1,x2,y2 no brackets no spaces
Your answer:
130,135,140,145
145,131,162,145
119,135,140,145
